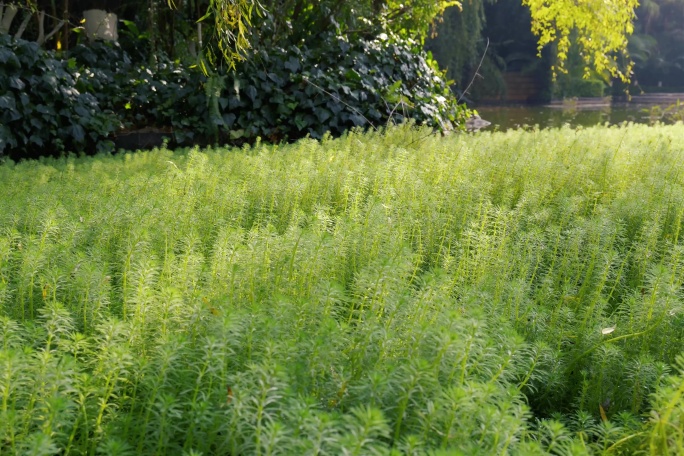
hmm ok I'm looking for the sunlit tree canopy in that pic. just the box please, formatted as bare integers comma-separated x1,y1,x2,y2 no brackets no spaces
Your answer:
522,0,639,80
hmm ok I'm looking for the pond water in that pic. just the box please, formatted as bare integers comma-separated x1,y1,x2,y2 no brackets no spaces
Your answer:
475,103,681,131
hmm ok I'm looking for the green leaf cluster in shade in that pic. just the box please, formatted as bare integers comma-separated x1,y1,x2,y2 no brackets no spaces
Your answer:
0,35,118,159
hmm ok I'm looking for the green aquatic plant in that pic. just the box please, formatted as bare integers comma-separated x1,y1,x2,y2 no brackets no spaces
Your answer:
1,124,684,454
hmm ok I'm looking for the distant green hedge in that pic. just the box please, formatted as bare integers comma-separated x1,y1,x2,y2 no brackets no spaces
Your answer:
0,35,118,160
227,33,469,142
553,75,606,98
1,32,467,160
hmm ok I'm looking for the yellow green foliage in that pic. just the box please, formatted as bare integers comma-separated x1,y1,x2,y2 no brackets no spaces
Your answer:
523,0,639,81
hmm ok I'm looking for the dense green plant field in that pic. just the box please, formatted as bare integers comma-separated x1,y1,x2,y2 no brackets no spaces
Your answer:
1,125,684,455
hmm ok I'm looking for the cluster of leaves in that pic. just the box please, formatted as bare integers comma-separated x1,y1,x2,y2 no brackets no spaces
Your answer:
553,76,606,98
629,0,684,89
96,31,466,144
252,0,459,46
0,35,118,160
2,31,468,159
549,33,608,99
522,0,638,81
227,32,469,142
2,125,684,453
69,42,213,145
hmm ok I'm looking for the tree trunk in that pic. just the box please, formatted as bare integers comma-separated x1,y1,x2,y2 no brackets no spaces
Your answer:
0,3,18,34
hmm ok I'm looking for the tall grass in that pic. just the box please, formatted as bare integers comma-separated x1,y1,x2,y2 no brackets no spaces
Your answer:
1,124,684,454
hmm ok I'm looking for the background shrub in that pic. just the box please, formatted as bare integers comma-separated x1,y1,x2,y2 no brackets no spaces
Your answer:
70,33,468,146
226,32,470,142
0,35,118,160
553,75,606,98
69,42,212,146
